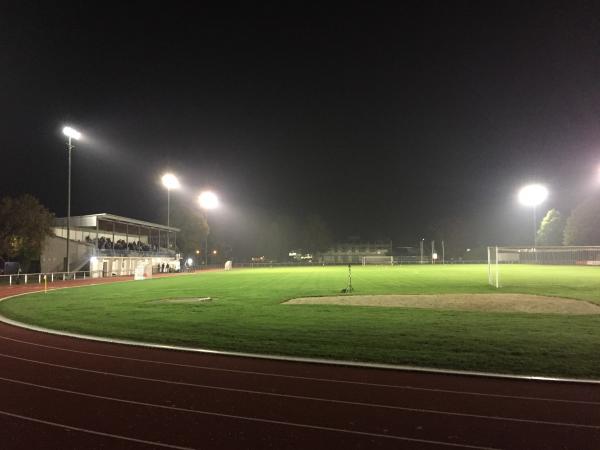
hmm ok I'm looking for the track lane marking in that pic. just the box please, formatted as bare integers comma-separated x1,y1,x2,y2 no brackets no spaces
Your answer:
4,351,598,427
0,409,195,449
0,367,598,431
0,376,501,450
0,334,597,406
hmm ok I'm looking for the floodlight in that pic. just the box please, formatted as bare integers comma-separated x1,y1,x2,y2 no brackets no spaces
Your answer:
62,126,81,140
198,191,219,209
518,184,548,207
161,173,180,190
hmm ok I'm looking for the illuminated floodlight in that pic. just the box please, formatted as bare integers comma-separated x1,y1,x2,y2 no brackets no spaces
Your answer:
62,126,81,140
161,173,180,190
212,250,217,255
518,184,548,207
198,191,219,209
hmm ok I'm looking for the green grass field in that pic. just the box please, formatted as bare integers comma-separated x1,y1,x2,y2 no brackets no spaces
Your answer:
2,265,600,378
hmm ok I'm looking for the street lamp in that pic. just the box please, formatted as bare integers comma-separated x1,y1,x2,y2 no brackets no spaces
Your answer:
518,184,548,247
198,191,219,265
161,173,180,250
62,125,82,274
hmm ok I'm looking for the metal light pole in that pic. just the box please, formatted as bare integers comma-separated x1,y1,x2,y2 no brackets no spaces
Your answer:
62,126,81,274
161,173,180,251
205,214,209,266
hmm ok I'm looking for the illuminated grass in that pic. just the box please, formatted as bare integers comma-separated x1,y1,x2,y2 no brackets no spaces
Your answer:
1,265,600,378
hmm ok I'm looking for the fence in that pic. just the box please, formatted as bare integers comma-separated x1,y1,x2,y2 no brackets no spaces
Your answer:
0,270,106,286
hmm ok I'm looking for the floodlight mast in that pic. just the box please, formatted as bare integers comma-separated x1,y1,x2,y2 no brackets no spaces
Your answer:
62,126,81,274
518,184,548,248
161,173,180,250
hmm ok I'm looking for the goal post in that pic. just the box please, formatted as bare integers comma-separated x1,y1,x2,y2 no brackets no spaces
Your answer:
488,246,600,288
361,256,394,265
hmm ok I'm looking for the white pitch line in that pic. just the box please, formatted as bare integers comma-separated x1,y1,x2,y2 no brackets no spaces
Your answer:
0,409,196,450
0,334,598,406
0,364,598,431
0,376,501,450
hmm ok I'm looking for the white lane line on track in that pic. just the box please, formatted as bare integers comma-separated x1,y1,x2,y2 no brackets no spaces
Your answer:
0,409,195,450
1,334,598,406
0,364,598,431
0,376,500,450
5,351,598,427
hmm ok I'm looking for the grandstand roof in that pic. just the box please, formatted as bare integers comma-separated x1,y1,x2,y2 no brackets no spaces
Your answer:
53,213,180,232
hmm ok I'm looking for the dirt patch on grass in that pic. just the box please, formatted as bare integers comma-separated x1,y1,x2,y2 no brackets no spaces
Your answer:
284,294,600,315
154,297,212,304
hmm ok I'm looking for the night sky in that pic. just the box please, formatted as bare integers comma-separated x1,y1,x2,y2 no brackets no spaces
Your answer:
1,3,599,249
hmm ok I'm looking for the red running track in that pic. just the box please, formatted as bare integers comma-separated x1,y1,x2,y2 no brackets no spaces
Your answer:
0,280,599,449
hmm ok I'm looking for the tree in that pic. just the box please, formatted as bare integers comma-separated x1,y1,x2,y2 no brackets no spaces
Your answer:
169,203,209,259
0,194,54,270
563,196,600,245
536,209,565,245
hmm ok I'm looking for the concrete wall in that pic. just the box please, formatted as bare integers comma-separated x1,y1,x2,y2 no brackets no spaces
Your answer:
41,235,94,273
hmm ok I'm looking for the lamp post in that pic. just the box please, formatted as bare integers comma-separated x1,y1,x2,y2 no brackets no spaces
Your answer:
62,126,82,274
518,184,548,248
198,191,219,266
161,173,180,251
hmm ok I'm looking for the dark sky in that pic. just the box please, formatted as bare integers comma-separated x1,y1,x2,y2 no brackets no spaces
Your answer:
1,2,599,247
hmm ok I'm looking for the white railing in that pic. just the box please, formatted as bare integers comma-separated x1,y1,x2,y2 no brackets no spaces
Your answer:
0,269,130,286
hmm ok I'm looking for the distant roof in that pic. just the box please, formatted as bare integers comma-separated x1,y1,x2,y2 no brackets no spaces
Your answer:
53,213,180,232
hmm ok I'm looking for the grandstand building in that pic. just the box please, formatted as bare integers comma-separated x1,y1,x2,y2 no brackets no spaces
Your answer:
41,213,180,277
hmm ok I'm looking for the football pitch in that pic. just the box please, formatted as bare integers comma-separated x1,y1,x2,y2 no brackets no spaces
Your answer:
1,264,600,378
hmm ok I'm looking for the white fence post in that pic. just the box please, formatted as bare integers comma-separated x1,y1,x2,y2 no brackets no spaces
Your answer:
24,274,28,284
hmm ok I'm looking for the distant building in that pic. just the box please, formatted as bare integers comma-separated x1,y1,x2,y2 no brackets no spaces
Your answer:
316,241,392,264
42,213,180,276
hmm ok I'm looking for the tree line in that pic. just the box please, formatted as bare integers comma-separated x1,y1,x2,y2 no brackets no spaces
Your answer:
537,197,600,246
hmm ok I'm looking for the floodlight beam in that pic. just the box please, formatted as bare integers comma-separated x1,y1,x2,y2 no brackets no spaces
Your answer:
518,183,548,249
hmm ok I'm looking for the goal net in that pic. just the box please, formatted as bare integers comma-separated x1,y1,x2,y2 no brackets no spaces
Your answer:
487,246,600,288
361,256,394,265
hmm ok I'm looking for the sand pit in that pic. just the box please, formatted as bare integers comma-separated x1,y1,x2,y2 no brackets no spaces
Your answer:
284,294,600,315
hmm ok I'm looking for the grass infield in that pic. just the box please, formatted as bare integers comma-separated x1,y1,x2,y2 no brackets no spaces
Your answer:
1,265,600,378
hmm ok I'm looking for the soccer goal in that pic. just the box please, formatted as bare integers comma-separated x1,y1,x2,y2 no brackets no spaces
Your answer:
361,256,394,265
487,246,600,287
